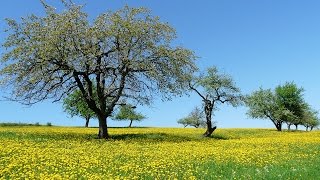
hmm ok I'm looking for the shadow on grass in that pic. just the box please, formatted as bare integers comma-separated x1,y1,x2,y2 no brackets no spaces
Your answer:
0,129,233,142
109,133,196,142
86,126,151,129
208,133,231,140
109,132,234,142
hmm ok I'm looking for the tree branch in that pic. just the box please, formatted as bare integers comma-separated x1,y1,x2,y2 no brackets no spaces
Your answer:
189,82,206,101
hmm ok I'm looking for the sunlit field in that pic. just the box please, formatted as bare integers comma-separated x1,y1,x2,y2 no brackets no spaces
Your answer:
1,126,320,179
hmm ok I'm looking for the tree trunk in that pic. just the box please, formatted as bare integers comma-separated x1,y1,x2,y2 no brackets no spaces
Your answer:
203,101,217,137
306,126,309,131
276,122,282,131
295,124,298,130
85,117,90,128
98,115,109,139
310,126,314,131
204,125,217,137
129,120,133,128
287,124,291,131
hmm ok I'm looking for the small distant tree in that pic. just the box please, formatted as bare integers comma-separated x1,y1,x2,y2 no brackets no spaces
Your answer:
189,67,242,137
113,105,146,127
63,90,96,127
245,88,284,131
177,118,192,128
177,107,206,128
302,108,319,131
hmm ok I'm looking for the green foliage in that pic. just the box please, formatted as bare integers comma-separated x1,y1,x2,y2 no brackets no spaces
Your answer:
177,107,206,128
275,82,306,125
245,88,277,119
0,122,45,127
195,67,243,107
63,90,96,120
0,3,196,105
302,108,320,131
113,105,146,127
245,87,294,131
245,82,318,131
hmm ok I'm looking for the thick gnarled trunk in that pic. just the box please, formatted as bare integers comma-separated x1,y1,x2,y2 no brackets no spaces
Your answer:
204,125,217,137
271,120,282,131
98,115,109,139
276,122,282,131
203,101,217,137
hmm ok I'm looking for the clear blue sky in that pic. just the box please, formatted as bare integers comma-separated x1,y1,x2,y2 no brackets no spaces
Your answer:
0,0,320,128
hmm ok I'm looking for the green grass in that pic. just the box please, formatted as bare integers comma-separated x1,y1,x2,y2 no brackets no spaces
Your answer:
191,158,320,179
0,126,320,179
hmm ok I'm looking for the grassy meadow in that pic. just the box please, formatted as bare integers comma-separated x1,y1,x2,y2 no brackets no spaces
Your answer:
0,126,320,179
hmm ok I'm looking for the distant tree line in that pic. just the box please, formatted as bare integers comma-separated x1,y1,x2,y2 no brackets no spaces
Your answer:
245,82,319,131
178,80,319,132
0,122,52,127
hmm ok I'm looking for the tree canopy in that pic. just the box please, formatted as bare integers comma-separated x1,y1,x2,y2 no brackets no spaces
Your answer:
0,2,197,138
245,88,284,131
302,107,320,131
275,82,306,129
245,82,318,131
113,104,146,127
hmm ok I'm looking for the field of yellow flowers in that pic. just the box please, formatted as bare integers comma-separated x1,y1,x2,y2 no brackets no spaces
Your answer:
0,126,320,179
